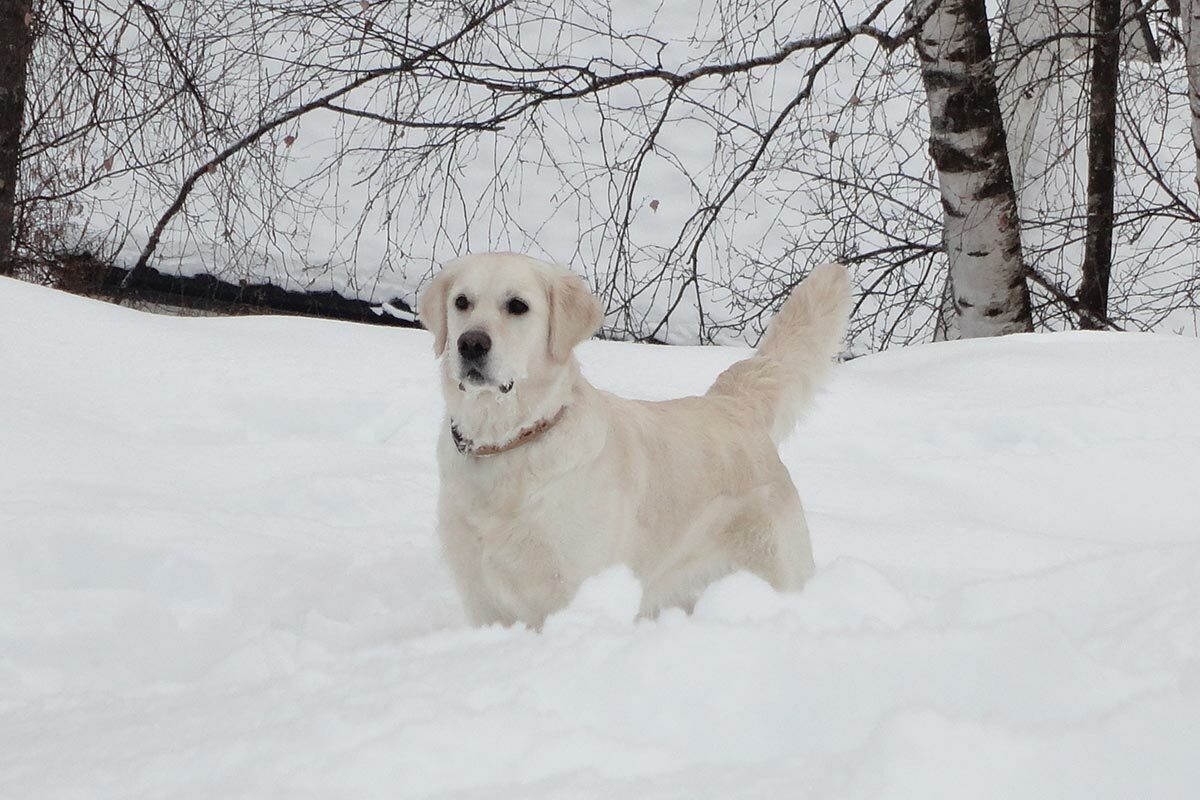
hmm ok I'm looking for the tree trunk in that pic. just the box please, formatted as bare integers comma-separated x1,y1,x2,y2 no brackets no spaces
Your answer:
914,0,1034,339
0,0,33,276
1077,0,1120,329
1183,0,1200,194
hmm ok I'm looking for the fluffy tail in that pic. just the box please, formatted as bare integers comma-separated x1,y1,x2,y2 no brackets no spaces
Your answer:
707,263,852,444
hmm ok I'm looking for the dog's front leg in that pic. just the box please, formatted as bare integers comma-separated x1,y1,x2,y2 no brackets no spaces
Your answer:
480,534,574,630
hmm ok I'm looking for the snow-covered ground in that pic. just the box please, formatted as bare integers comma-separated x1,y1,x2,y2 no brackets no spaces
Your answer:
2,277,1200,798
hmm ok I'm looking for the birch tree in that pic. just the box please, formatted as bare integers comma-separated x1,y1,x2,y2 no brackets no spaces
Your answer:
995,0,1160,195
1184,0,1200,192
913,0,1034,338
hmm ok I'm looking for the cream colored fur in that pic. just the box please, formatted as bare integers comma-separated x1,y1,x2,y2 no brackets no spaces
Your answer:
419,252,852,628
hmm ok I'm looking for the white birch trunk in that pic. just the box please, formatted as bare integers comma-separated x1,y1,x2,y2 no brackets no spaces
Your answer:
1184,0,1200,193
995,0,1159,196
915,0,1033,339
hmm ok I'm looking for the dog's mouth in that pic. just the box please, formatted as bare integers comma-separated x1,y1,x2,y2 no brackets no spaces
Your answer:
458,368,513,394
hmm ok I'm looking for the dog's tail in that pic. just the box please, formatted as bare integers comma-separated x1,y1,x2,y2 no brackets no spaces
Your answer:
707,263,852,444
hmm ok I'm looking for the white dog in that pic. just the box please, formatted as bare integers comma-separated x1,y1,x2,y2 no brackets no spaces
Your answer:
419,253,851,628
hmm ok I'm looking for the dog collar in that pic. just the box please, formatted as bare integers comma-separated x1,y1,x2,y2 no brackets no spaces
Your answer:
450,406,568,457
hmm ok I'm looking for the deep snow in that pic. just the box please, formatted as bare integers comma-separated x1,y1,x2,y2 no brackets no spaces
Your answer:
2,277,1200,798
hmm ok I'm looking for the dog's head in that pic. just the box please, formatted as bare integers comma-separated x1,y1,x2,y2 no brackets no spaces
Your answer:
418,252,603,399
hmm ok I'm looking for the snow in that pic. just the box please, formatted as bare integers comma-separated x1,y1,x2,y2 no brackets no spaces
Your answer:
2,277,1200,798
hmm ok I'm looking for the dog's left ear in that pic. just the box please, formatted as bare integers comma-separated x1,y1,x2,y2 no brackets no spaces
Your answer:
547,270,603,363
418,267,455,356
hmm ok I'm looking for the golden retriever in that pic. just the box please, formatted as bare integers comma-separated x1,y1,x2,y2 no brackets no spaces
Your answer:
419,252,851,628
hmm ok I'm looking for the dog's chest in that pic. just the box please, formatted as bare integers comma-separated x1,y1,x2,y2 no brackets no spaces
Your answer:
442,458,620,621
457,466,604,563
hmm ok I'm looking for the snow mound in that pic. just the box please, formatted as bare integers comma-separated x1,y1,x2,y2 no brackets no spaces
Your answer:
2,278,1199,798
544,566,644,634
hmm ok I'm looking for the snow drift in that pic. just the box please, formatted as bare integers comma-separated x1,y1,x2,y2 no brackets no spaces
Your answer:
1,277,1199,798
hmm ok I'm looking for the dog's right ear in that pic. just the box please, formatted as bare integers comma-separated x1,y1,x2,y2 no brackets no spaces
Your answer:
418,267,454,356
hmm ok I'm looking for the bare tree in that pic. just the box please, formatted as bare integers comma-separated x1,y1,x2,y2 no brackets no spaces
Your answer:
48,0,926,345
0,0,33,275
1078,0,1123,327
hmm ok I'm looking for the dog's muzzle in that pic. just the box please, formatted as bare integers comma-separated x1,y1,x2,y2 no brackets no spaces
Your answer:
455,329,511,392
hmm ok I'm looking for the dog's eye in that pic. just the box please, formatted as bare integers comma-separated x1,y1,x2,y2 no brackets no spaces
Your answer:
454,294,470,311
507,298,529,316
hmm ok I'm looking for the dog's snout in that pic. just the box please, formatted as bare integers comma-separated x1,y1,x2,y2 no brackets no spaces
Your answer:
457,329,492,362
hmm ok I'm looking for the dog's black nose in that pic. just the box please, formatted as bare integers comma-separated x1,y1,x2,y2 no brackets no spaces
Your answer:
457,329,491,361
